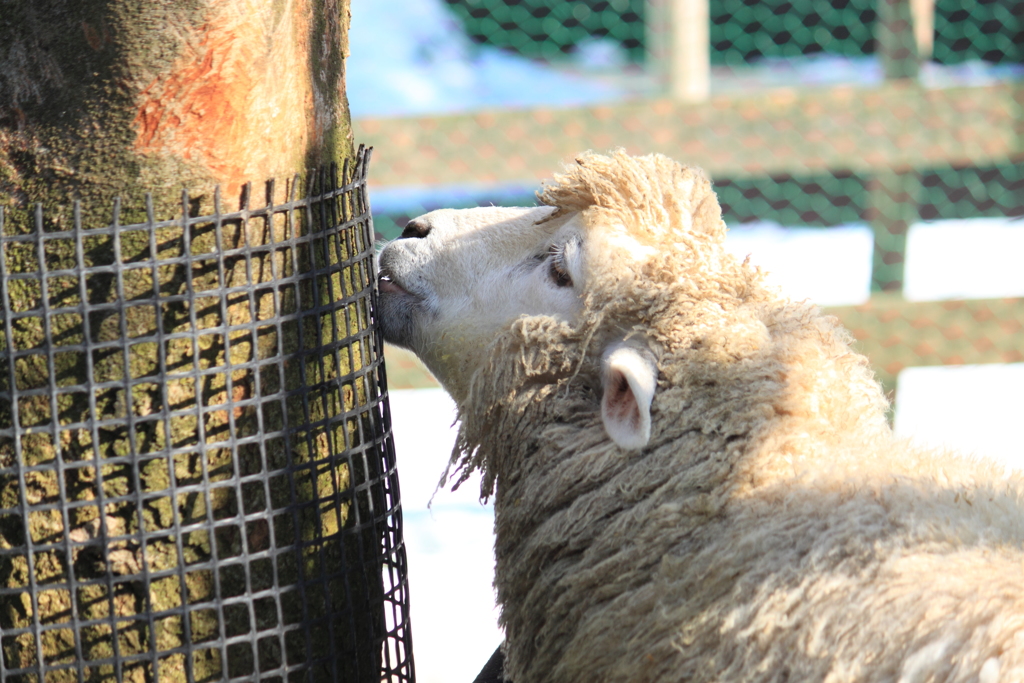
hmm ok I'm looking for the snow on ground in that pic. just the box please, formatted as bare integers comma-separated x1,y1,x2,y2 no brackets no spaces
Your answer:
894,364,1024,471
348,0,628,118
709,55,1024,96
904,217,1024,301
725,222,874,306
387,390,499,683
353,1,1023,678
727,216,1024,306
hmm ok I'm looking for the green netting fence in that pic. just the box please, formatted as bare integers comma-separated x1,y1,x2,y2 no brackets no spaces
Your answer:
441,0,1021,64
443,0,646,61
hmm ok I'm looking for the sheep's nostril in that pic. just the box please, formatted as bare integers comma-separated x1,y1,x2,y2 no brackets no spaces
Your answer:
400,220,431,239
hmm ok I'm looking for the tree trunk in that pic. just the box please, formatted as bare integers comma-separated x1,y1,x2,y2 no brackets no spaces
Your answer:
0,2,380,682
0,0,353,224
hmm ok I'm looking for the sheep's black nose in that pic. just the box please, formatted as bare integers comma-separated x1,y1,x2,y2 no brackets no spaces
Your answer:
400,220,431,239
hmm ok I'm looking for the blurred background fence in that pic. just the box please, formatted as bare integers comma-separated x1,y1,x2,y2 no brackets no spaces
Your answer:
439,0,1019,65
352,0,1023,408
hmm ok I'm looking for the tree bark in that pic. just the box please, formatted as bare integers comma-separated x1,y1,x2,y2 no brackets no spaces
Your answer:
1,0,353,224
0,2,377,681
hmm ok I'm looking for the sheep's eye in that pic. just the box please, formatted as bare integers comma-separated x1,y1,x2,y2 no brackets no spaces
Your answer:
547,244,572,288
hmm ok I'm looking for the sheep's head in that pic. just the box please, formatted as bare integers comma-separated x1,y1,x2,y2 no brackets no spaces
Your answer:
377,204,581,392
377,151,755,458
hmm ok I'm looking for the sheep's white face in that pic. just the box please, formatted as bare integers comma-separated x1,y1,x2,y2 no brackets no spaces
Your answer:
377,205,659,451
376,206,586,399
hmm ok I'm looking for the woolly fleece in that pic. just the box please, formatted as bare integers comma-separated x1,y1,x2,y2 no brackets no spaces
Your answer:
447,151,1024,683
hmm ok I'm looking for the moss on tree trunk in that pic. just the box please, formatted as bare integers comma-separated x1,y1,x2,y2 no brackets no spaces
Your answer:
0,2,383,681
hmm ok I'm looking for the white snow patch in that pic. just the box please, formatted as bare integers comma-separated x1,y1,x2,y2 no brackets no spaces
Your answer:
904,217,1024,301
388,388,501,683
726,222,874,306
894,364,1024,473
348,0,626,118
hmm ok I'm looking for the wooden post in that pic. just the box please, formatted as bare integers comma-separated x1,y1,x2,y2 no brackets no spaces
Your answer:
910,0,936,59
877,0,921,80
646,0,710,103
867,169,921,295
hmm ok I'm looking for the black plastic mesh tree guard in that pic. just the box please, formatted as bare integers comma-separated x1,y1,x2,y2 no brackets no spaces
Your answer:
0,146,414,683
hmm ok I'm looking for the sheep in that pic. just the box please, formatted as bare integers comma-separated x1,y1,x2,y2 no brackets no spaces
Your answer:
376,150,1024,683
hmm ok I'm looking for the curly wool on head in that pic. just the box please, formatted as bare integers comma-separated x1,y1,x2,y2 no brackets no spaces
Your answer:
539,151,721,238
537,150,750,297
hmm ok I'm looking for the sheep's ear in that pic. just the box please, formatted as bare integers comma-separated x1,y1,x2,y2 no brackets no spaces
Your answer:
601,344,657,450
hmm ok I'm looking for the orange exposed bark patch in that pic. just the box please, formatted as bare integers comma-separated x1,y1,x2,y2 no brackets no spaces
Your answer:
133,0,313,200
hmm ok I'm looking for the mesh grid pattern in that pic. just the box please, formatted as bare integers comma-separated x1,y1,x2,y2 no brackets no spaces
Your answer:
933,0,1023,64
0,147,413,683
709,0,878,63
712,163,1024,228
443,0,646,61
439,0,1021,65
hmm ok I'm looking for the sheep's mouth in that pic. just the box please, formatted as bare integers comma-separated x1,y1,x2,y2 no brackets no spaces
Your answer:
376,266,427,349
377,269,411,296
